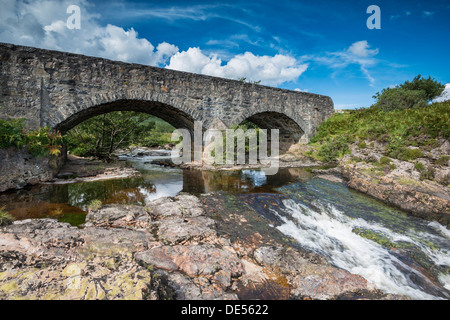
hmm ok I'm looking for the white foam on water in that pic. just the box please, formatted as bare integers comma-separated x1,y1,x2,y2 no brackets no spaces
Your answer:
273,199,450,300
428,221,450,239
438,274,450,291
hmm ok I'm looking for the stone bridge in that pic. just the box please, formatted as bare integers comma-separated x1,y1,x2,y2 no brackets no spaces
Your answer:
0,43,334,149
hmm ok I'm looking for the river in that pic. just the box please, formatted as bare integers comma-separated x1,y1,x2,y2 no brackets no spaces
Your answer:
1,151,449,300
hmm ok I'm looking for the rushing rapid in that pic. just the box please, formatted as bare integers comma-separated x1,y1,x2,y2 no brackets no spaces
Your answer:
268,179,450,300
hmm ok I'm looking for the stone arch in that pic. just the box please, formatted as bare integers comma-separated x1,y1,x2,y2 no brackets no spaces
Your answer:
54,99,197,135
238,111,307,152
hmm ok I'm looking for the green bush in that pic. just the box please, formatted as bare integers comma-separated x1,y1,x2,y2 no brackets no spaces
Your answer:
379,156,392,165
399,75,445,102
414,162,425,172
372,87,428,111
316,135,350,162
436,156,449,166
26,126,64,157
372,75,444,111
0,118,63,157
419,166,435,181
389,147,423,161
0,118,27,149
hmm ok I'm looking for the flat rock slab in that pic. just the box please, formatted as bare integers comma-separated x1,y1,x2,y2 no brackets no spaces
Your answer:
135,244,243,278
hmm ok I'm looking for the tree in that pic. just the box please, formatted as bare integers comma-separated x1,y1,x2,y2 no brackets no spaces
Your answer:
372,75,444,111
399,75,445,102
66,111,155,160
372,87,428,111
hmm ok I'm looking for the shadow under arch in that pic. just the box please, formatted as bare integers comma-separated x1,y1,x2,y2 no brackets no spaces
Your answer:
54,99,197,134
240,111,305,152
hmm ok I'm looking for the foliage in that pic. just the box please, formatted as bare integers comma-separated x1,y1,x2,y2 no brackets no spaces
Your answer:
26,126,64,157
0,118,63,157
204,121,263,164
419,165,436,181
139,119,175,147
372,75,444,111
0,118,27,149
315,135,351,162
372,88,428,111
379,156,392,165
0,208,14,226
436,156,449,166
66,112,173,160
87,199,102,212
414,162,425,172
389,147,423,161
399,75,445,102
238,77,262,85
310,100,449,162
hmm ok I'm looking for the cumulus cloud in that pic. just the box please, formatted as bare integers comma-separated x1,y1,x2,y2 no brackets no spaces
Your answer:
167,48,308,86
0,0,307,87
347,40,379,58
0,0,178,66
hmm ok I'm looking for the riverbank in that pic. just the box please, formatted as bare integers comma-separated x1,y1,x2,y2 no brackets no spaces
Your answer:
313,140,449,227
0,193,408,300
48,153,140,184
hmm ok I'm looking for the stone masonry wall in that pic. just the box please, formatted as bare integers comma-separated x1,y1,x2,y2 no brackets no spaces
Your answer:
0,43,334,141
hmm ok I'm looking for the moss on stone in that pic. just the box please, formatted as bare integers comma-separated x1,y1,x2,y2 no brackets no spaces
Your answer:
352,228,395,248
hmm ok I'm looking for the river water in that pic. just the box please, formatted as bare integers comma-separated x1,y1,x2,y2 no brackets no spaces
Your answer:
1,152,449,300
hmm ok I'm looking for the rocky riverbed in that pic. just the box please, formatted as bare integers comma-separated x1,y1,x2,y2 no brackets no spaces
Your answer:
0,193,407,300
283,140,450,227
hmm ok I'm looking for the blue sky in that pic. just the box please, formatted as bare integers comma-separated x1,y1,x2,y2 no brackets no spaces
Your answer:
1,0,449,108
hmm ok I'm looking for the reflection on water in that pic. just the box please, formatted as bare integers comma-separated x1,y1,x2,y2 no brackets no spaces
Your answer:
0,156,311,226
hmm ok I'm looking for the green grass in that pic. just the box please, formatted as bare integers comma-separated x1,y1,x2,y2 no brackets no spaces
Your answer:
309,101,449,162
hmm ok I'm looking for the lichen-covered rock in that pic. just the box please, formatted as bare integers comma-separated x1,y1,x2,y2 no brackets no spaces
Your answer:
0,194,409,300
254,246,370,300
342,164,450,226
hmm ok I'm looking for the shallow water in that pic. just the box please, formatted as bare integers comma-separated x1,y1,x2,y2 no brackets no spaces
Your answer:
0,155,448,299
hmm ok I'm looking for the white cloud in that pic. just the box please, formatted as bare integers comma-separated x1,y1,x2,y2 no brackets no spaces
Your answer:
434,83,450,102
167,48,308,86
0,0,307,87
347,40,379,58
98,25,178,65
307,40,379,86
0,0,178,67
